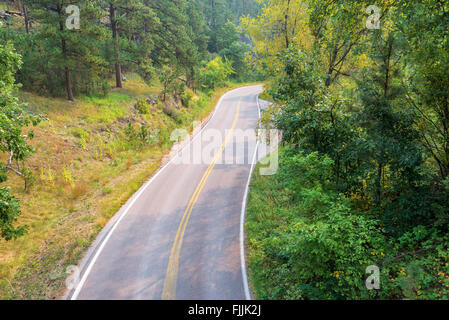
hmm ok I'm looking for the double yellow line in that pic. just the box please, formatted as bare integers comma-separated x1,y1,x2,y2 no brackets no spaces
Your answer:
162,100,241,300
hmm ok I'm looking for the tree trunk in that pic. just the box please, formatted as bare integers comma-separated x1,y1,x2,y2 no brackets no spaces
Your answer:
65,67,74,101
58,5,74,101
115,62,122,89
376,164,383,205
384,38,394,97
15,0,22,12
22,3,29,33
284,0,291,49
110,3,123,88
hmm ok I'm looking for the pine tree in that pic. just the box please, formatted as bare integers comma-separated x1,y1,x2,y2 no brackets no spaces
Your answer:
149,0,201,88
26,0,107,100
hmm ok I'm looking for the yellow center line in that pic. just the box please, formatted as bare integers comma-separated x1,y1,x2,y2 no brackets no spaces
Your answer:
162,99,241,300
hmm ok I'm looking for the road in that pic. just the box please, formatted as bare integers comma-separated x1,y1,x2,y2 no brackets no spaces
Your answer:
66,85,264,300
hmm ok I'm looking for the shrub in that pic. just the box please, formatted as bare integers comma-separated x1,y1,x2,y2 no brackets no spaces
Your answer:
101,80,110,97
124,123,152,147
135,98,150,115
0,187,28,240
199,57,234,90
181,88,195,107
247,148,387,300
162,105,183,124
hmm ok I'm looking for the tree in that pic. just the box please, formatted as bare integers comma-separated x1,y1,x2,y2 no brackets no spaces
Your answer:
109,1,122,88
106,0,159,88
148,0,202,88
355,28,430,231
399,0,449,180
216,20,239,52
220,41,251,78
202,0,233,53
241,0,311,76
26,0,107,100
216,21,250,78
159,64,179,101
185,0,209,89
0,42,40,240
200,56,234,90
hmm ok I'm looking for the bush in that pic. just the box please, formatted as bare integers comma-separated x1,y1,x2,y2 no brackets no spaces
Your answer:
135,98,150,115
199,57,234,90
248,147,449,299
101,80,110,97
282,201,382,299
0,187,28,240
124,123,152,148
181,88,195,107
248,148,387,299
162,105,183,124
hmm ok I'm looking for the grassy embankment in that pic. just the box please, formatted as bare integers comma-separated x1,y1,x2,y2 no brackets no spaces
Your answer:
0,74,257,299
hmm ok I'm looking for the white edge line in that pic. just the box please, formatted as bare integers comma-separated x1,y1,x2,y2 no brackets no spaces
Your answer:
240,93,262,301
70,85,255,300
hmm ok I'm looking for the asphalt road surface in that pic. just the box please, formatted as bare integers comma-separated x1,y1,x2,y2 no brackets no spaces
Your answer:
66,85,264,300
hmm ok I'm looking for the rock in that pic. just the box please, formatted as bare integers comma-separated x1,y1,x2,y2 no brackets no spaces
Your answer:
0,10,11,21
146,95,158,105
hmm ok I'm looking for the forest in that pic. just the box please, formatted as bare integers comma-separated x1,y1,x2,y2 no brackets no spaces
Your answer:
0,0,260,99
245,0,449,299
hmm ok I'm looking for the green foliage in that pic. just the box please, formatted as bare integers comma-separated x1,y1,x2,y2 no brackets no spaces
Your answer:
200,57,234,90
0,0,258,99
248,148,449,300
0,187,28,241
18,0,107,99
398,0,449,180
215,20,252,79
135,98,150,115
247,0,449,300
220,41,251,79
181,88,195,107
216,21,240,52
0,42,41,240
248,149,384,299
124,123,151,148
159,65,180,101
101,81,111,97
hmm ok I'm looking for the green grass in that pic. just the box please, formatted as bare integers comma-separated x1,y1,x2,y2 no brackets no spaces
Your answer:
81,92,132,107
258,90,275,103
245,160,286,300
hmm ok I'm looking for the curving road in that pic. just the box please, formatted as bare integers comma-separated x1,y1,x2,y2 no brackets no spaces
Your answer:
66,85,263,300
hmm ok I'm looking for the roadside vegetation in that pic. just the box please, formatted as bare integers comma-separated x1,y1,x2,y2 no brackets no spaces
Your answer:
246,0,449,300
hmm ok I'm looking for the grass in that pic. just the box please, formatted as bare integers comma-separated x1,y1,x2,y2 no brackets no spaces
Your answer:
0,2,17,11
245,160,280,300
258,91,275,103
0,74,260,299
